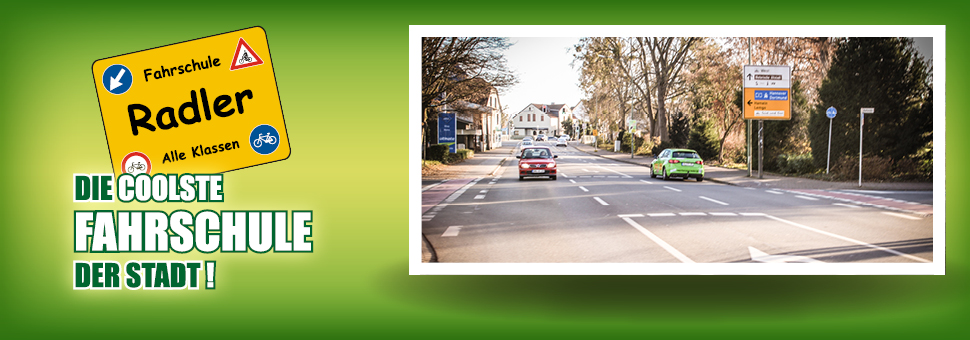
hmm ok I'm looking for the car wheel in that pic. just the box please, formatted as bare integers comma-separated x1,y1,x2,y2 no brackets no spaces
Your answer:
663,167,670,181
519,176,524,181
697,177,704,182
650,166,656,178
551,175,557,180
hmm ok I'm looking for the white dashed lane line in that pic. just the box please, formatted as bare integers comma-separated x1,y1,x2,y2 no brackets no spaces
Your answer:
579,186,589,192
593,197,609,206
833,203,861,209
441,226,462,237
766,190,784,195
795,195,819,201
699,196,729,206
663,186,682,192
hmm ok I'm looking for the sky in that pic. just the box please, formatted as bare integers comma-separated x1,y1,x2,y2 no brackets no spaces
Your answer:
501,37,583,116
499,36,934,118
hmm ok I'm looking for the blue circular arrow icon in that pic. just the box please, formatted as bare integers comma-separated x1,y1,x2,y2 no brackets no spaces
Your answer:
102,64,132,95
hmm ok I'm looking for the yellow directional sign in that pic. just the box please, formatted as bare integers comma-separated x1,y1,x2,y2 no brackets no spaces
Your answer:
92,26,289,176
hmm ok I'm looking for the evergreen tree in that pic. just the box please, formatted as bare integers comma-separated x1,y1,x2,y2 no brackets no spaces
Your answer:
809,38,932,169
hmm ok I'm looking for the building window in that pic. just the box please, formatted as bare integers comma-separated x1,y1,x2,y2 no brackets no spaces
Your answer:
519,116,522,122
541,115,544,121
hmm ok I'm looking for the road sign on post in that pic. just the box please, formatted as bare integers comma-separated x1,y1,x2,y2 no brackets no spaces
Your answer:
859,108,876,187
826,107,836,174
743,65,792,120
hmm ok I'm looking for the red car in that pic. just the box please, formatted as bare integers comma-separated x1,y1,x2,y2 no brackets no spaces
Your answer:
517,146,558,180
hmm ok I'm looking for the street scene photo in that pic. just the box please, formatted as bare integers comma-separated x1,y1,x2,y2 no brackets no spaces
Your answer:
418,33,937,271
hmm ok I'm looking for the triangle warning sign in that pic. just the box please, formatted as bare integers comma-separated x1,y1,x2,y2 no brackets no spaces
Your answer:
229,37,264,71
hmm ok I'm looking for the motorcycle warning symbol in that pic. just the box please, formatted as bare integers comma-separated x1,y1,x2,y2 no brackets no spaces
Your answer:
230,37,264,71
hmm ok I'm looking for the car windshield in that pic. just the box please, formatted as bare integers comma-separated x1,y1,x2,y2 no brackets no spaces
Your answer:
522,141,533,146
522,149,552,159
672,151,699,159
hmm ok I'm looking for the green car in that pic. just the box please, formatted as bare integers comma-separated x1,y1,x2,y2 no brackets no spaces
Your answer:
651,148,704,181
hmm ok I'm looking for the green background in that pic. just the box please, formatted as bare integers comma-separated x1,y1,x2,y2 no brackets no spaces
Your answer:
0,1,963,338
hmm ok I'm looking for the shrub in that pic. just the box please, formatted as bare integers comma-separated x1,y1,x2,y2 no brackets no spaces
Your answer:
425,144,450,162
445,149,474,164
831,155,891,181
776,153,815,175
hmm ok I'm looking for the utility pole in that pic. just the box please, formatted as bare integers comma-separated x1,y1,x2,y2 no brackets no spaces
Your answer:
747,37,753,177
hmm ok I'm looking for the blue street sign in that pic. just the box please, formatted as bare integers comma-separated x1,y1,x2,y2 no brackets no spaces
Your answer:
438,113,457,153
754,90,788,101
826,107,837,119
102,64,133,95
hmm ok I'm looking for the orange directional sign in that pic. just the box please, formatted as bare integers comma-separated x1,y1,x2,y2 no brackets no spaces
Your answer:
92,26,289,176
743,65,791,120
743,88,791,120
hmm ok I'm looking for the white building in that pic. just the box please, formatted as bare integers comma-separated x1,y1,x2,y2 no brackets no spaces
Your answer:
511,103,572,138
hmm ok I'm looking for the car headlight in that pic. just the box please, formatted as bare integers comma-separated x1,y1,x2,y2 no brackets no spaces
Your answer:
520,163,530,169
549,162,556,168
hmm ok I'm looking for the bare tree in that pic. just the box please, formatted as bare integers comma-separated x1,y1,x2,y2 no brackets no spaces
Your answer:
421,37,517,156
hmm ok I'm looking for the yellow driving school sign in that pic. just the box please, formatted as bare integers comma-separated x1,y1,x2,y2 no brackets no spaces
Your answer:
92,26,289,176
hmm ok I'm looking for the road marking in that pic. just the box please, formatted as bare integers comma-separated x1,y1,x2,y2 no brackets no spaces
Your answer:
795,195,819,201
593,197,609,205
422,180,448,192
579,186,589,192
582,168,595,172
833,203,861,209
441,226,462,237
679,212,706,216
648,213,676,217
748,246,822,263
699,196,729,206
639,180,652,184
474,195,485,199
479,190,488,193
881,211,922,220
561,173,568,177
593,176,605,178
766,190,784,195
709,212,738,216
739,213,766,217
569,179,576,184
621,217,695,263
763,214,930,263
618,214,644,218
663,186,682,192
597,165,632,178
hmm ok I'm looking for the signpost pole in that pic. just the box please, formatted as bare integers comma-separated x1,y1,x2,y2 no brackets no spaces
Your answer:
859,111,864,187
758,120,763,179
747,38,752,178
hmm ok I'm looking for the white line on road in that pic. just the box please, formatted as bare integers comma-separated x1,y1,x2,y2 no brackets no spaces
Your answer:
663,186,682,192
593,197,609,205
739,213,766,217
441,226,462,237
618,214,644,218
795,195,819,201
479,190,488,193
621,217,695,263
648,213,676,217
763,215,930,263
709,212,738,216
766,190,784,195
679,212,706,216
881,211,922,220
474,195,486,199
833,203,861,209
639,180,652,184
569,179,576,184
699,196,729,206
579,186,589,192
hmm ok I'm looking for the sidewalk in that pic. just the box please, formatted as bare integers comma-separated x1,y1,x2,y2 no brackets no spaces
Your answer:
421,145,514,262
569,142,932,191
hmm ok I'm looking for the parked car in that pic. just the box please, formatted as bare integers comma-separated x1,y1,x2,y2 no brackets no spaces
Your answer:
516,146,558,180
522,136,533,142
520,140,534,147
560,135,570,141
556,137,568,147
651,148,704,181
537,134,546,141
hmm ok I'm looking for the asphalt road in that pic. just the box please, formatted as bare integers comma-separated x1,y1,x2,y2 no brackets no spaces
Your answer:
422,142,933,264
